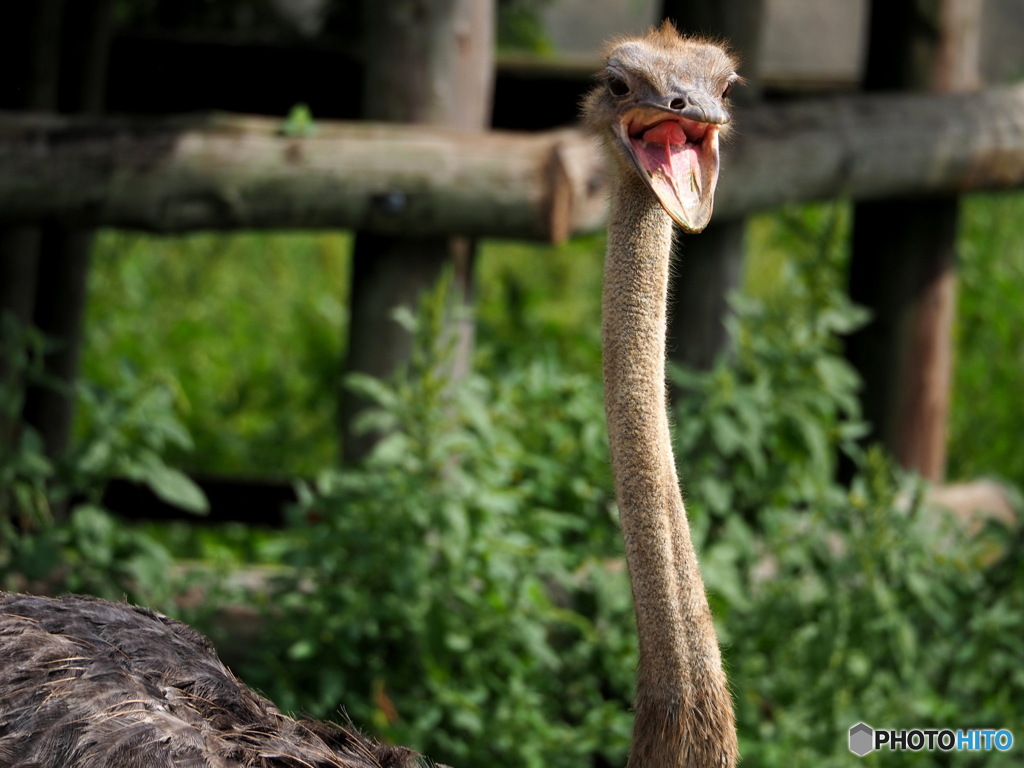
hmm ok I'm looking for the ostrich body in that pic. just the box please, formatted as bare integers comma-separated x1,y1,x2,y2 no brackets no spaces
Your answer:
0,593,419,767
0,23,738,768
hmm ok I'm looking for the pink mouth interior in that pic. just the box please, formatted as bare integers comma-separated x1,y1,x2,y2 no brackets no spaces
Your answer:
628,118,711,214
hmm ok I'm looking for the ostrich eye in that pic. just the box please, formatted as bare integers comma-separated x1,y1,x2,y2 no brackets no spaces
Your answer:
723,74,741,99
607,77,630,97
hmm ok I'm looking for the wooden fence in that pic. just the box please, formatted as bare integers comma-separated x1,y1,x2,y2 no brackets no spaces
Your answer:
2,83,1023,239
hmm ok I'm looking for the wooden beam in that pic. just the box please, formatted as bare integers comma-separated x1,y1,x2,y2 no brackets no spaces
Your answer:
0,112,593,240
717,84,1024,218
0,84,1022,238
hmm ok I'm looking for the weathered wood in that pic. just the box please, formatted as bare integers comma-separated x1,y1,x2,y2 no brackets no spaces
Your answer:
717,84,1024,218
0,83,1022,237
341,0,495,464
848,200,957,475
0,113,588,240
846,0,982,483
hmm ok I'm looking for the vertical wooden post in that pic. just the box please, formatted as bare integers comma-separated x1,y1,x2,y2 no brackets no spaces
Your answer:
0,1,62,451
20,0,113,465
0,0,64,330
666,223,745,371
660,0,765,373
341,0,494,463
846,0,980,481
21,230,95,461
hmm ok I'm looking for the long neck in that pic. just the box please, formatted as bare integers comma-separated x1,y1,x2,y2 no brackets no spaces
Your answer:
602,169,737,768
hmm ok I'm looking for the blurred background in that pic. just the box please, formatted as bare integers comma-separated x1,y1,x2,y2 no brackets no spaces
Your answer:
1,2,1022,767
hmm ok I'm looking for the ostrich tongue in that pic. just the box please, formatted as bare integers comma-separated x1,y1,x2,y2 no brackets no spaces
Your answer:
629,118,720,233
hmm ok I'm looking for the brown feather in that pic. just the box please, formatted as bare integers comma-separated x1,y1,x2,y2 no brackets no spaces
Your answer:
0,593,426,768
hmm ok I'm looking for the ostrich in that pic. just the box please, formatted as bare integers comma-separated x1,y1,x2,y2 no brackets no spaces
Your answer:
581,22,740,768
0,23,739,768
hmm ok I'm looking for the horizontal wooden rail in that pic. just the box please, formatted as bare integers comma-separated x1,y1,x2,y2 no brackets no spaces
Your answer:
717,83,1024,218
0,114,600,240
0,83,1022,239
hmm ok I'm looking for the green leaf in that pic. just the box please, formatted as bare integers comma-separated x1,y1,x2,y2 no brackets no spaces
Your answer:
281,103,317,137
288,638,317,660
144,464,209,515
709,412,744,456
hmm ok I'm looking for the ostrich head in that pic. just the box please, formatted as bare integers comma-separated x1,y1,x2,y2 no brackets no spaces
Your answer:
582,23,740,233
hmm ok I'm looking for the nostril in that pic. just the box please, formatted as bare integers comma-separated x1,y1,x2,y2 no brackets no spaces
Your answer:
669,97,686,110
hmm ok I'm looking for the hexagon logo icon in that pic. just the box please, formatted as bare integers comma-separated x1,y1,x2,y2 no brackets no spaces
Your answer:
849,722,874,756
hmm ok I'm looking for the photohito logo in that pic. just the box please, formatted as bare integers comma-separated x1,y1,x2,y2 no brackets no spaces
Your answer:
849,722,1014,756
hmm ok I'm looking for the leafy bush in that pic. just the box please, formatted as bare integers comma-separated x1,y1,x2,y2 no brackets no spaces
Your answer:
719,451,1022,768
744,194,1024,491
665,206,1024,765
0,314,204,604
672,230,869,526
236,280,632,768
82,194,1024,488
225,240,1023,768
950,193,1024,486
84,231,349,477
10,196,1020,768
0,318,55,538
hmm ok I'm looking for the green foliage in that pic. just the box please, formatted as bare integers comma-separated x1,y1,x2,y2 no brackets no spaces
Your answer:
718,451,1023,768
497,0,555,54
673,203,870,524
81,194,1024,488
950,193,1024,486
0,315,201,605
217,235,1023,768
665,205,1024,765
32,194,1024,768
238,278,630,768
82,230,602,478
71,369,208,515
745,194,1024,491
282,103,317,137
84,231,348,476
0,318,56,532
477,234,604,372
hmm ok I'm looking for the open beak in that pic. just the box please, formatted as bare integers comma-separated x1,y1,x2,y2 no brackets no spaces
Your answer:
617,101,727,233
